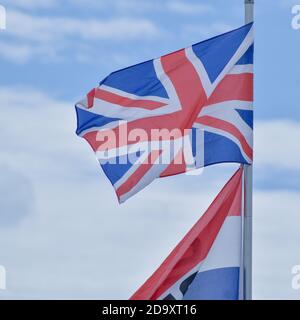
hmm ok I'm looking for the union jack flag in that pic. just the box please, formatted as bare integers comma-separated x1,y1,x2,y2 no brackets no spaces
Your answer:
75,23,254,203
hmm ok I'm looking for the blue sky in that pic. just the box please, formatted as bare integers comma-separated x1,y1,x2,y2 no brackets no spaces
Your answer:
0,0,300,299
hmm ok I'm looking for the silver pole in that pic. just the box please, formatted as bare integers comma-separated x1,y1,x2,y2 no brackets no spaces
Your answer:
243,0,254,300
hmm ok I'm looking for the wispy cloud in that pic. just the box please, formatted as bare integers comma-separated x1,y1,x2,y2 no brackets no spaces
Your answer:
0,9,160,62
0,40,58,63
0,2,233,64
63,0,214,15
167,1,213,15
6,10,159,42
7,0,58,9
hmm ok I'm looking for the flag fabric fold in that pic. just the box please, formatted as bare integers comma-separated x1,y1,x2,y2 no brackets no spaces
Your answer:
75,24,253,203
130,167,243,300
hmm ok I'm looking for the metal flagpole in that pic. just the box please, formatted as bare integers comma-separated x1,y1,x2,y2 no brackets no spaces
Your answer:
243,0,254,300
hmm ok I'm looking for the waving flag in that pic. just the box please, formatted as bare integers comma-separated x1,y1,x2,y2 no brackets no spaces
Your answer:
75,24,253,203
130,167,243,300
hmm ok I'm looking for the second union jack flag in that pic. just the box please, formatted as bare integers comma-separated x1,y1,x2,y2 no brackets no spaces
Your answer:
75,23,254,203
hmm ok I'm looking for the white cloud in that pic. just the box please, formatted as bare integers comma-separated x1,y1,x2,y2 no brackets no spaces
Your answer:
253,190,300,299
0,40,57,63
255,120,300,170
0,87,300,299
6,0,57,9
0,9,160,62
6,10,159,42
0,165,35,226
0,2,236,63
0,41,33,63
62,0,213,15
0,87,87,179
167,1,213,15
